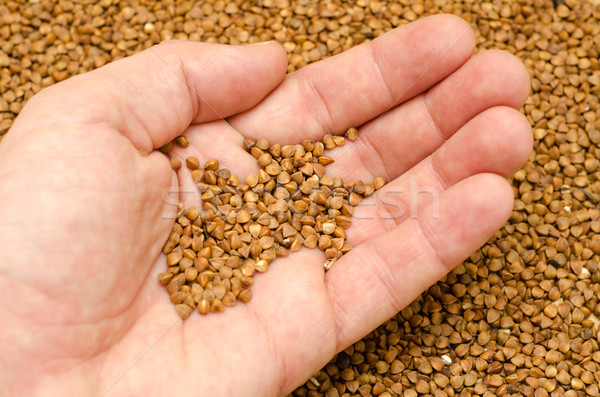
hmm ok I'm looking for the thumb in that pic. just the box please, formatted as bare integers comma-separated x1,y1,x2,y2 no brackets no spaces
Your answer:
7,41,288,151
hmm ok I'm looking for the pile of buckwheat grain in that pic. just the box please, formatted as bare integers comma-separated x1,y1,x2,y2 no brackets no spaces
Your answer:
159,129,385,318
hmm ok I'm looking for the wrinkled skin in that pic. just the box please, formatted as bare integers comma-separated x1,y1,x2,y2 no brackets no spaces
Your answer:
0,15,531,397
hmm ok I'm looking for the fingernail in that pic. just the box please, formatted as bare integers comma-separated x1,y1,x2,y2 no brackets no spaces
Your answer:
247,40,277,47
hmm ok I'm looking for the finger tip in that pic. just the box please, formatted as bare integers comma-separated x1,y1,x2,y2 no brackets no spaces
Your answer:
479,50,532,107
482,106,533,176
451,173,514,264
470,173,514,222
435,106,533,185
429,13,476,52
439,173,514,242
429,173,513,267
497,51,532,105
508,111,534,170
244,41,289,76
394,14,475,60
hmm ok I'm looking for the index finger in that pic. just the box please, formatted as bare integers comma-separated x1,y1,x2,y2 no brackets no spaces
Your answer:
229,14,475,142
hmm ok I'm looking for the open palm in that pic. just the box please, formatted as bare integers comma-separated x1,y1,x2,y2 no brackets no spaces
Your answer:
0,15,531,396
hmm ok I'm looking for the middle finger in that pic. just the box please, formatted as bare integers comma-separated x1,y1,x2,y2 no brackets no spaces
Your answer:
325,50,531,183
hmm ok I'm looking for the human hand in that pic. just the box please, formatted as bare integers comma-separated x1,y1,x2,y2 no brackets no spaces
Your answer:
0,14,531,396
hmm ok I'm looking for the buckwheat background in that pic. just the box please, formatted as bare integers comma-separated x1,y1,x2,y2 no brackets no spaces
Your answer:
1,0,600,396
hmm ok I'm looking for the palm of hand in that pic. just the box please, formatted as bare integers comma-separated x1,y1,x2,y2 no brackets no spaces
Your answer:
0,16,531,396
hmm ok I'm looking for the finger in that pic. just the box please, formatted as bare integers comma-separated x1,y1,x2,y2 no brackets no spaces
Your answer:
9,41,288,151
326,50,531,182
347,106,532,246
326,173,514,349
229,14,475,141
